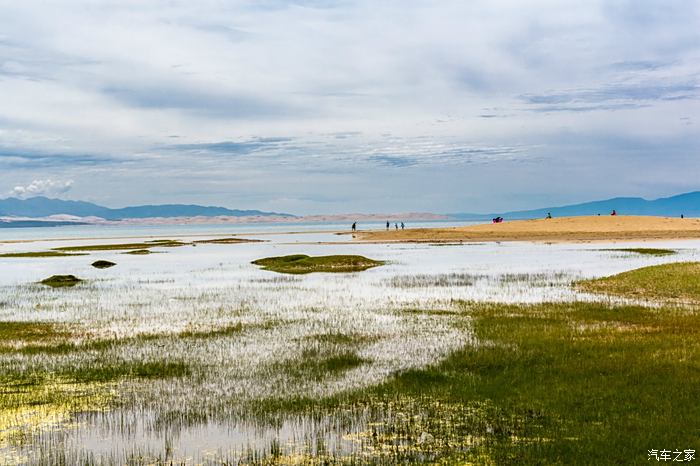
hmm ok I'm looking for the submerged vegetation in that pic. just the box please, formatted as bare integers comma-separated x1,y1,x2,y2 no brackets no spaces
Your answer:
252,254,384,274
39,275,83,288
91,260,116,269
578,261,700,303
601,247,676,256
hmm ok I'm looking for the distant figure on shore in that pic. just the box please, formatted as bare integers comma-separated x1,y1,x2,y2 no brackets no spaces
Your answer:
546,212,552,219
386,221,390,231
681,214,684,219
395,223,398,230
492,216,504,223
351,222,356,232
611,210,617,216
401,222,405,230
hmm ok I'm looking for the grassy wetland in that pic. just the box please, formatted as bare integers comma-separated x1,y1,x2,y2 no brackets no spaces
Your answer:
1,232,699,464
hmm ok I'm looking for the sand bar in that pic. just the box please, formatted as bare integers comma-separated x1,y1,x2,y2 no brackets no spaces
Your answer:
353,216,700,243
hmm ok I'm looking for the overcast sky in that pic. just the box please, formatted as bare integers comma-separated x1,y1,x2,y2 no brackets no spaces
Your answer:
0,0,698,214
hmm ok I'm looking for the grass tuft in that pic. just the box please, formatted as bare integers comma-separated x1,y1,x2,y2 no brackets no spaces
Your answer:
91,260,116,269
39,275,83,288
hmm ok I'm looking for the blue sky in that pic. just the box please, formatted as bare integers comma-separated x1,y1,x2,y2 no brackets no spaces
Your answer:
0,0,698,214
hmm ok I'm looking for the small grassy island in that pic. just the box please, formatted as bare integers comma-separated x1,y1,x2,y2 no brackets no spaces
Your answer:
578,261,700,303
601,247,676,256
40,275,83,288
252,254,384,274
91,260,116,269
0,251,85,258
53,239,186,252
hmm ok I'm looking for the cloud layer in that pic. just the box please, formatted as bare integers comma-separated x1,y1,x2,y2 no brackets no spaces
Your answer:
0,1,698,213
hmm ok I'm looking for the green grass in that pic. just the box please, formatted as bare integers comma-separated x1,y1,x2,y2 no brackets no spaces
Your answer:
253,300,700,464
0,251,86,258
601,247,676,256
53,239,186,252
39,275,83,288
578,261,700,303
91,260,116,269
252,254,384,274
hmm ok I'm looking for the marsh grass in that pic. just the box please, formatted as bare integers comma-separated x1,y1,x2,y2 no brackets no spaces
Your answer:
0,322,69,350
0,251,86,258
243,300,700,464
39,275,83,288
273,349,369,381
252,254,384,274
578,261,700,303
601,247,676,256
53,240,186,252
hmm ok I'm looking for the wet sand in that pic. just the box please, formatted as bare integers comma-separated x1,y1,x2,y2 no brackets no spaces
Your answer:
353,216,700,243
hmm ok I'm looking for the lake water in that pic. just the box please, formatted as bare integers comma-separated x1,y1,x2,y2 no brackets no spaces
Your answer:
1,222,699,464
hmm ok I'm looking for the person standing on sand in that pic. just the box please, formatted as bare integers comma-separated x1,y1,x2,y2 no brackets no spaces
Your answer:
546,212,552,219
386,221,390,231
351,222,356,232
395,223,399,230
611,210,617,216
401,222,405,230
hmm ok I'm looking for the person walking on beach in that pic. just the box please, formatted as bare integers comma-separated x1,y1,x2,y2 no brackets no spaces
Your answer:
401,222,405,230
546,212,552,219
386,221,390,231
395,223,398,230
351,222,356,232
611,209,617,216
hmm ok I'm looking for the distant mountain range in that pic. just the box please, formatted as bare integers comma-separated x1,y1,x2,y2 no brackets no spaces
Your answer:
450,191,700,220
0,196,294,221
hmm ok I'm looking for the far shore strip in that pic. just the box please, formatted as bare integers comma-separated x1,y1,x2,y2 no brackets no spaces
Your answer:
352,216,700,243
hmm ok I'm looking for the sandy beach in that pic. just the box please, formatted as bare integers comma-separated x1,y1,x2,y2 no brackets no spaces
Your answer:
353,215,700,243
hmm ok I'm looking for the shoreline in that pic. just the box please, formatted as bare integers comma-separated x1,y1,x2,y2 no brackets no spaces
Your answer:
352,216,700,244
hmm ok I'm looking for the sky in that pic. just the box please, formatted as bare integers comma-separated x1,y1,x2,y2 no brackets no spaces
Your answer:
0,0,699,215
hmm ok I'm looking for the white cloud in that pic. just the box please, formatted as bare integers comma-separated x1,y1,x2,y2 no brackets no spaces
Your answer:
10,179,74,199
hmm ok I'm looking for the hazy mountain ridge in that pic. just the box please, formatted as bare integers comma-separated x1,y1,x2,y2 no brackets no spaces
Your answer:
450,191,700,220
0,196,294,220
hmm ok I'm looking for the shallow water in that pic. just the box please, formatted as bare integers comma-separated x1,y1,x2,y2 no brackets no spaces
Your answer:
1,226,699,464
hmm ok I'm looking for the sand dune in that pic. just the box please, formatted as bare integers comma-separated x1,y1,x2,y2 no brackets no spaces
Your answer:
354,215,700,243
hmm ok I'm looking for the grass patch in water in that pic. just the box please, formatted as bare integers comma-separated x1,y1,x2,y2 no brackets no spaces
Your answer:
274,349,369,381
578,261,700,303
0,322,68,349
39,275,82,288
0,251,86,258
253,300,700,464
601,247,676,256
123,249,153,255
53,239,186,252
91,260,116,269
252,254,384,274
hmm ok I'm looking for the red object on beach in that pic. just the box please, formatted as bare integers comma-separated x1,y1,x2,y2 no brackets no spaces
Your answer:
611,210,617,216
